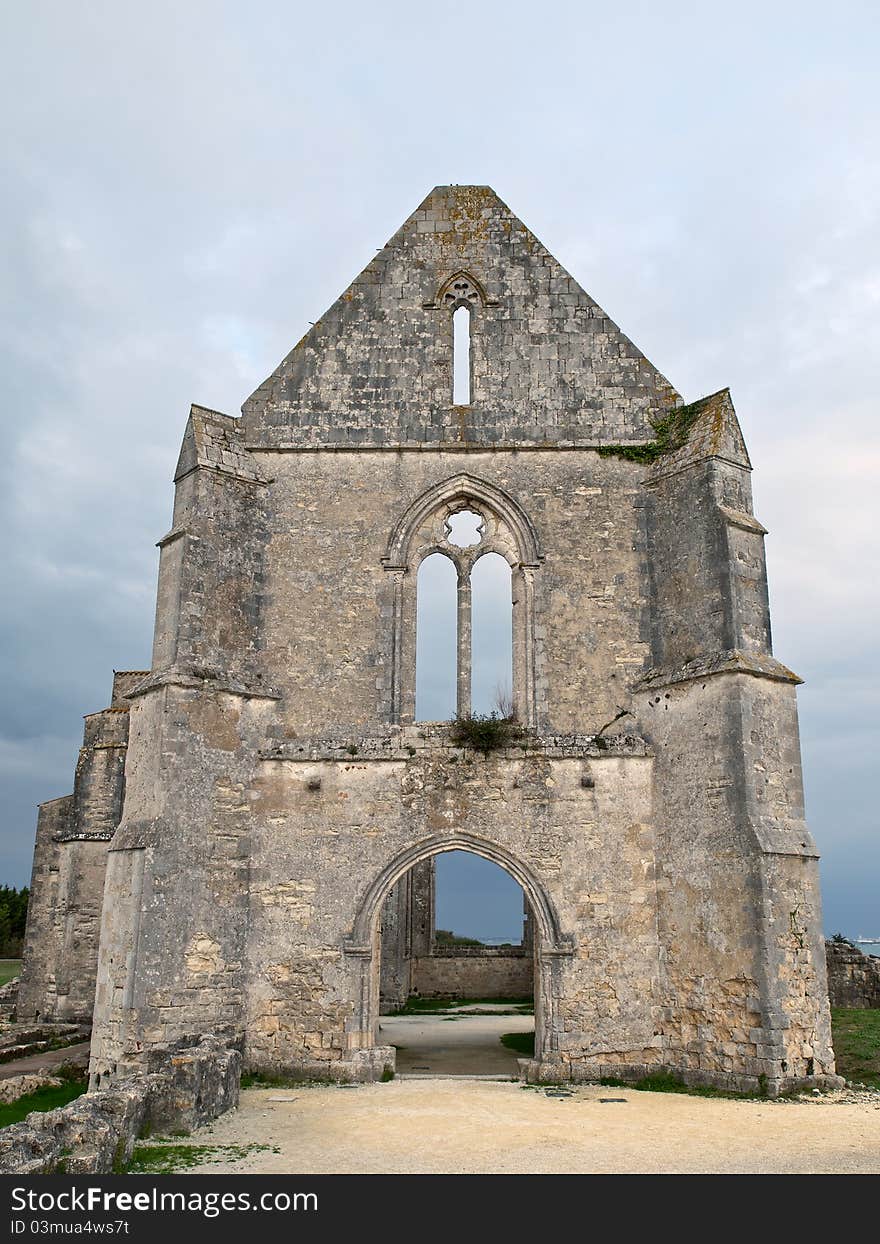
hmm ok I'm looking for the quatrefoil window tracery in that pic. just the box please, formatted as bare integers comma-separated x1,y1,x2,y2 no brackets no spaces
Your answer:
444,509,485,549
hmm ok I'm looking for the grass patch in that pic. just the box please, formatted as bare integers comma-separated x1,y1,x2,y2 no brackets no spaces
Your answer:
240,1071,295,1089
0,959,20,987
385,996,533,1017
449,714,524,755
597,1073,744,1099
125,1140,279,1174
0,1067,87,1129
831,1008,880,1088
240,1071,343,1089
500,1031,536,1057
384,996,472,1016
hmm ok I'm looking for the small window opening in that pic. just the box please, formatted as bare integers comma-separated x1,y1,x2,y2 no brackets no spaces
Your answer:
445,509,483,549
452,305,471,405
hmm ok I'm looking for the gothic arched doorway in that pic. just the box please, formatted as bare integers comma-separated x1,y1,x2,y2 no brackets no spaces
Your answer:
343,833,571,1077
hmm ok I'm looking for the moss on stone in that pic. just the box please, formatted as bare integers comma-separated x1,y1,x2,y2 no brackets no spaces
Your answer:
596,397,705,464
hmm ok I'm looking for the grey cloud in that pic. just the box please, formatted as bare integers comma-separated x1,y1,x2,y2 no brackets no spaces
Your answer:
1,1,877,937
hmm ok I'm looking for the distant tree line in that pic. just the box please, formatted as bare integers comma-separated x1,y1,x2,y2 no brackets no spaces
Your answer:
0,886,29,958
434,928,485,948
433,929,518,950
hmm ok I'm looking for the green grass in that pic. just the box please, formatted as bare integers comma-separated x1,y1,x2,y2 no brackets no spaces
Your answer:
449,714,525,754
596,396,706,464
240,1071,348,1089
500,1031,535,1057
240,1071,297,1089
831,1008,880,1088
0,959,20,987
386,995,533,1016
0,1067,87,1129
125,1140,279,1174
597,1072,747,1099
385,996,465,1015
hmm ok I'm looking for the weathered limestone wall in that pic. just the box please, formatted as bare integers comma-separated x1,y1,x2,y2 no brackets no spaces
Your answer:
379,872,412,1011
250,448,652,735
152,410,269,683
620,394,836,1092
18,674,144,1024
242,186,679,448
379,859,434,1010
89,681,277,1082
825,941,880,1008
91,721,660,1082
411,949,533,999
240,732,658,1080
17,796,73,1021
634,672,834,1089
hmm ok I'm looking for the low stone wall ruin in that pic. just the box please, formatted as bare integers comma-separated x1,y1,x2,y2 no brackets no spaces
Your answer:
411,948,533,999
825,940,880,1009
0,1035,241,1175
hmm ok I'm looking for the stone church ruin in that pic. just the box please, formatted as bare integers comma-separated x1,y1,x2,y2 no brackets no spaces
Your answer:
19,186,838,1094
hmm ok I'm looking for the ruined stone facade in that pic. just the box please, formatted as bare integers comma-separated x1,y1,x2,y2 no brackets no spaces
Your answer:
20,187,838,1093
825,940,880,1009
18,671,146,1024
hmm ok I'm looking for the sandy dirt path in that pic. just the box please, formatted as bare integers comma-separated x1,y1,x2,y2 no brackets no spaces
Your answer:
167,1080,880,1175
379,1012,533,1075
0,1041,90,1080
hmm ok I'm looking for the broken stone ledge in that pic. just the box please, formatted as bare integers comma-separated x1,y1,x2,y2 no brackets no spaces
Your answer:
260,725,651,763
0,1034,241,1175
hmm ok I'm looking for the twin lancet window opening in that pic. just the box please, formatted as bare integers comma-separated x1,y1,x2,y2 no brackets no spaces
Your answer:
415,511,513,723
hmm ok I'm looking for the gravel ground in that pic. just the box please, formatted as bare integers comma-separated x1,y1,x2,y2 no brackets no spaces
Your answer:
165,1079,880,1175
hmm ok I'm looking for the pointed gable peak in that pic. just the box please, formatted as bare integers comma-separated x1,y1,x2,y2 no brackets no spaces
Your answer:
242,185,681,448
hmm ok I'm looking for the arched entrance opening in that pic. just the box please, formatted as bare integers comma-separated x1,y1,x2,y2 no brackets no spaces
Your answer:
379,849,535,1075
344,834,571,1078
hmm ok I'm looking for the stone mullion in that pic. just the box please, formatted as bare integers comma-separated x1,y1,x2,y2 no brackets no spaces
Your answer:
456,564,472,719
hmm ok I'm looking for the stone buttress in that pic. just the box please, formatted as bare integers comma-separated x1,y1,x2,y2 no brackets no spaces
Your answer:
18,671,146,1023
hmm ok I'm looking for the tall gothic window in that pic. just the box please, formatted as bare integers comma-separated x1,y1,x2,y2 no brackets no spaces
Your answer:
414,509,513,721
383,473,542,728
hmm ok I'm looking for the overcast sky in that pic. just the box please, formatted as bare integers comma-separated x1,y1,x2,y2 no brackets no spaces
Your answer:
1,1,878,939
